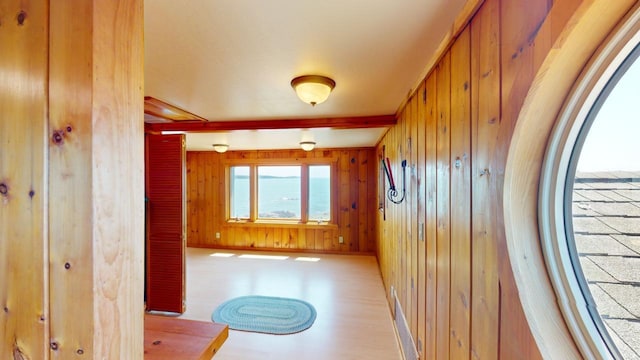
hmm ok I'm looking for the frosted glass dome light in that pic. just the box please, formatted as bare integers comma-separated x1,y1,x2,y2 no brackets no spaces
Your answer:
291,75,336,106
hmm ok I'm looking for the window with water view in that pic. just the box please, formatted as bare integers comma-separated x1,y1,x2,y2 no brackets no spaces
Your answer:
229,164,331,223
258,166,301,219
230,166,250,219
308,165,330,221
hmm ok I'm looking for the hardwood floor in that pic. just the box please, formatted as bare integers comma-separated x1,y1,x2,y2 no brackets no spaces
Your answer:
179,247,403,360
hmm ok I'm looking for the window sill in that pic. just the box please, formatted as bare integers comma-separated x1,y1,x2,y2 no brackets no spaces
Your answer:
225,219,338,230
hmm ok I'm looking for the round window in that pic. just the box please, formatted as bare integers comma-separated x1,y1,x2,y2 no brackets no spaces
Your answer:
539,13,640,359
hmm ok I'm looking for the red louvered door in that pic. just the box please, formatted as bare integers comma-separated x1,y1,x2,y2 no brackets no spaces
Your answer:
145,134,186,313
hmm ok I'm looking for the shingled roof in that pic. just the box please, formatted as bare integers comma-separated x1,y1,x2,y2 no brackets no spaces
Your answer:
572,171,640,359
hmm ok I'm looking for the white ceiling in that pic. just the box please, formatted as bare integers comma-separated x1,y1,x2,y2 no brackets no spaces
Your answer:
185,127,389,152
144,0,468,150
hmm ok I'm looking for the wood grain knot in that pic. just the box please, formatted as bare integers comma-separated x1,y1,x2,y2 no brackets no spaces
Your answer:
64,262,71,270
29,190,35,198
0,183,8,196
511,46,524,60
50,342,59,351
66,125,73,133
3,306,8,313
152,340,161,345
52,131,64,144
16,11,26,26
13,347,27,360
76,349,84,355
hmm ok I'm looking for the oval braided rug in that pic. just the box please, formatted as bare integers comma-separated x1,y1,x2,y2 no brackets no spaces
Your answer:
212,295,317,335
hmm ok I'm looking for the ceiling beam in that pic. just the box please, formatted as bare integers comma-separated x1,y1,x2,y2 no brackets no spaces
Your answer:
144,96,208,122
144,115,396,132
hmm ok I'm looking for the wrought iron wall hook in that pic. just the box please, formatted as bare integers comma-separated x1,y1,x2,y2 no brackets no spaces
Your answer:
386,159,406,204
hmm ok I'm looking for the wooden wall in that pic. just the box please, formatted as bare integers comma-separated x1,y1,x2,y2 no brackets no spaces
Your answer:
1,1,144,359
375,0,636,358
186,148,377,253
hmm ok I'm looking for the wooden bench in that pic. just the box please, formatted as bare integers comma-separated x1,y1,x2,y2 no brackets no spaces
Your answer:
144,314,228,359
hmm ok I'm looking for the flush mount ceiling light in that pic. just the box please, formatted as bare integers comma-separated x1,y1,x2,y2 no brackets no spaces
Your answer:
300,141,316,151
291,75,336,106
212,144,229,153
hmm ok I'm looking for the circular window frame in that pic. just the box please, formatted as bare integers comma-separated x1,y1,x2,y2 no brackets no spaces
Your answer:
539,8,640,359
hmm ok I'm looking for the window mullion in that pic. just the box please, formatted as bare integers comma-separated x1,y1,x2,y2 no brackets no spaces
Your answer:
301,164,309,223
250,165,257,222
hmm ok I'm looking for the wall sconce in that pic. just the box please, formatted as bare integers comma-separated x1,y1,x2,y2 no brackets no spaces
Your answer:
300,141,316,152
212,144,229,153
291,75,336,106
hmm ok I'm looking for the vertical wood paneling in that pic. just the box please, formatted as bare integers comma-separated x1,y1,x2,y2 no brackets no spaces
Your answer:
49,1,95,356
358,150,369,252
287,228,296,249
349,150,359,251
449,25,472,359
51,0,145,358
500,0,551,133
367,150,377,253
1,0,143,357
398,109,409,322
261,227,269,248
340,150,351,251
298,228,307,249
323,230,333,252
416,79,427,358
203,153,214,245
185,148,376,253
91,0,145,352
312,229,321,250
470,1,501,358
375,0,612,359
435,53,452,360
2,0,616,355
0,1,48,357
409,93,419,340
240,227,251,247
186,154,198,244
216,155,224,244
424,71,438,360
263,228,272,248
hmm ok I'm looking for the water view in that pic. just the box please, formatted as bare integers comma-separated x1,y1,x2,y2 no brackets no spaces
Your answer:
230,165,330,221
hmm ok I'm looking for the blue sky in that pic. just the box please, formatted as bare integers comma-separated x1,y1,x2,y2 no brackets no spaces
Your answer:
577,53,640,172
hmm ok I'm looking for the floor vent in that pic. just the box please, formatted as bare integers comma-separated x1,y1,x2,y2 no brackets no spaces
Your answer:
394,297,419,360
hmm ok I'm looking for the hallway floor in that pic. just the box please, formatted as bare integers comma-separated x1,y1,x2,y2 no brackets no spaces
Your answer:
178,247,402,360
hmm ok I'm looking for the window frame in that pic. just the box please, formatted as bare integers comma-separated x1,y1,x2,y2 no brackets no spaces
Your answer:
225,158,336,226
539,10,640,359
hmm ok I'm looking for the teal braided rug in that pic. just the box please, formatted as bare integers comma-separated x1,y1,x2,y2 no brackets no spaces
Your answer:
212,295,317,335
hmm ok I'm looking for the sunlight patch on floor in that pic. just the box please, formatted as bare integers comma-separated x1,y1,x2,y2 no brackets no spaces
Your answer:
295,257,320,262
238,254,289,260
209,253,235,258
